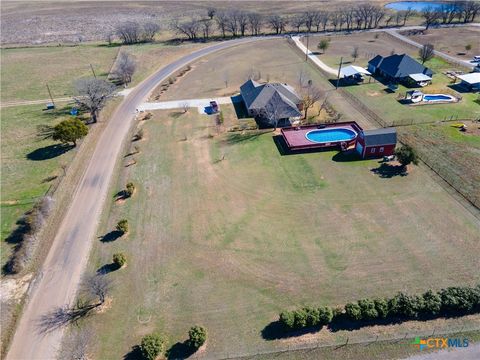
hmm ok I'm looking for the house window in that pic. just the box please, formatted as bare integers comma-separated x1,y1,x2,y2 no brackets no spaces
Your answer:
370,148,376,153
379,147,384,153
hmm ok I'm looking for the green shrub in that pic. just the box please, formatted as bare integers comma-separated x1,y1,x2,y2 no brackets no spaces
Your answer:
113,252,127,268
293,308,308,329
304,307,320,327
345,302,362,321
466,44,472,51
358,299,378,320
318,306,333,325
395,145,419,167
125,182,135,197
373,298,389,318
422,290,442,315
52,119,89,146
140,333,166,360
187,325,207,349
279,311,295,330
116,219,129,234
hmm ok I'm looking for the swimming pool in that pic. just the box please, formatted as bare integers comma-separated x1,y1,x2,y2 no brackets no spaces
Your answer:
385,1,455,11
305,128,357,144
423,94,456,102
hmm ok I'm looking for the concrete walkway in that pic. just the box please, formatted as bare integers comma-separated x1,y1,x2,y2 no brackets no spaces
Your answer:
138,96,233,113
291,36,338,75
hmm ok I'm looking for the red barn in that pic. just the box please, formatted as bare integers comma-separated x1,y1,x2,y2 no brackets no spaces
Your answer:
355,128,397,159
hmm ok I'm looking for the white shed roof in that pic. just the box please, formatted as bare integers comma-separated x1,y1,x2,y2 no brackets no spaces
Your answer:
457,72,480,84
408,73,432,82
340,65,371,78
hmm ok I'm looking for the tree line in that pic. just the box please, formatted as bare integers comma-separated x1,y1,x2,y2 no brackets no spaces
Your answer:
279,284,480,332
109,1,479,45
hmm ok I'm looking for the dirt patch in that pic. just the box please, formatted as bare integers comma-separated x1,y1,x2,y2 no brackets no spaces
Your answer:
95,297,112,314
0,273,33,302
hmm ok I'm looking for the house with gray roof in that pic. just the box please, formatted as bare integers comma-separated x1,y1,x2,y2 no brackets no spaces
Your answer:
368,54,433,85
239,79,302,127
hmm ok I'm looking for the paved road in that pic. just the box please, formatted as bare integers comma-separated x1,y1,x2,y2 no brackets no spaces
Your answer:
5,35,276,360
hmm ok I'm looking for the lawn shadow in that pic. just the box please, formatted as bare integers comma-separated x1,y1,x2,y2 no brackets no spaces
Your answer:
169,111,185,119
231,95,251,120
370,163,407,178
224,131,267,145
27,144,73,161
261,320,323,340
123,345,143,360
331,150,361,162
99,230,123,243
448,83,472,94
167,342,196,359
96,263,119,275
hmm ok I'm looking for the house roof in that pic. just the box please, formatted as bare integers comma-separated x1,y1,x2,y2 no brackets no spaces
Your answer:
340,65,371,78
368,54,433,79
457,72,480,85
409,73,432,82
240,79,302,119
362,128,397,146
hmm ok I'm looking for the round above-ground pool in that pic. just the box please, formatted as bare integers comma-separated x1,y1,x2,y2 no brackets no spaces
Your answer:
423,94,456,102
305,128,357,144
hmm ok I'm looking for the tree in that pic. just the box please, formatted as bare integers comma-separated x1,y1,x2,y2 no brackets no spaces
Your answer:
358,299,378,320
143,22,160,42
421,7,441,30
140,333,166,360
200,19,213,39
373,298,389,318
267,15,288,34
300,84,324,119
115,21,141,44
73,78,116,123
259,92,288,130
279,311,295,330
82,274,112,305
419,43,434,64
291,14,305,33
113,253,127,268
207,7,216,20
422,290,442,316
187,325,207,349
345,302,362,320
125,182,135,197
113,51,136,87
318,306,333,325
399,7,414,26
395,144,419,168
215,11,229,38
351,46,359,62
52,119,88,146
170,17,201,40
116,219,129,234
247,12,263,36
317,39,330,53
57,327,92,360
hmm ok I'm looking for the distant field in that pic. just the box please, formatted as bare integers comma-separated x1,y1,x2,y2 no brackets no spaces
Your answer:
85,106,480,359
402,26,480,61
398,121,480,208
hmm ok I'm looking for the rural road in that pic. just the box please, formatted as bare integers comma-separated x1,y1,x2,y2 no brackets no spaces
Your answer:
5,35,277,360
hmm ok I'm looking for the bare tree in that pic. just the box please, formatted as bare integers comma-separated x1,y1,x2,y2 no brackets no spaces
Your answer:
268,15,288,34
291,14,305,33
300,84,324,119
143,22,160,42
57,328,92,360
247,12,263,35
303,11,316,32
419,43,434,64
115,21,141,44
200,19,213,39
460,0,480,23
384,14,395,27
399,7,414,26
105,32,114,45
60,329,91,360
351,46,359,62
170,17,200,40
73,78,116,123
237,11,249,36
112,51,136,87
421,7,441,29
180,101,189,113
215,11,229,38
82,274,112,305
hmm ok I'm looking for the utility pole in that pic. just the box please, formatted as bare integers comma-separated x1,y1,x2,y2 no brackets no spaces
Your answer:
90,64,97,78
336,57,343,90
305,34,309,62
46,83,55,107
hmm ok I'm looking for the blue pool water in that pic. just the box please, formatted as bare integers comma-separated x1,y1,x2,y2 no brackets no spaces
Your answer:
306,128,357,143
385,1,453,11
423,94,454,101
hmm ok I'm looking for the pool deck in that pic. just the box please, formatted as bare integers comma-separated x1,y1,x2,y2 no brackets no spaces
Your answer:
281,122,363,151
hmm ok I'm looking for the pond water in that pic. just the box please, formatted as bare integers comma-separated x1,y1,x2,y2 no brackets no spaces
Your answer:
385,1,454,11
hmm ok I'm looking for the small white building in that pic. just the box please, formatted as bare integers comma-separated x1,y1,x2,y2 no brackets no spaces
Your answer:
340,65,371,83
456,73,480,92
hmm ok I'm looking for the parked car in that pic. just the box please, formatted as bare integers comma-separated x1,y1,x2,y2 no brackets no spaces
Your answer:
472,55,480,63
210,101,219,113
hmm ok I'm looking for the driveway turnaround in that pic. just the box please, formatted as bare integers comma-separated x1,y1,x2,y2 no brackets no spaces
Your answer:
6,35,276,360
137,96,232,113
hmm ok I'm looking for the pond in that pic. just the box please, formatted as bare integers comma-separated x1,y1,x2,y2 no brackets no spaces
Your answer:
385,1,455,11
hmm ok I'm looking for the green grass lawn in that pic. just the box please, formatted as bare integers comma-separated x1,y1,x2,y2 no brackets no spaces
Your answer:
0,105,78,267
85,108,480,359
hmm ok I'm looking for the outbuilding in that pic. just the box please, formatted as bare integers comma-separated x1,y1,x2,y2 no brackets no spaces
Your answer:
456,73,480,92
355,128,397,159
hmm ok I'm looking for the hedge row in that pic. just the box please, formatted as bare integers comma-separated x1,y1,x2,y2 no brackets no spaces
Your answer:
279,285,480,331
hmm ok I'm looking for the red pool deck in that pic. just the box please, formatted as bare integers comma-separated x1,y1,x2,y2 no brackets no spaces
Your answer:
281,122,363,151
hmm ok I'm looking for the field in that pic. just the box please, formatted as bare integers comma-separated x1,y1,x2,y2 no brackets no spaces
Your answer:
85,105,480,359
301,31,418,69
401,26,480,61
398,121,480,208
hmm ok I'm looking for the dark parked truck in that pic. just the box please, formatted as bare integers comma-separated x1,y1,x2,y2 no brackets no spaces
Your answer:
210,101,219,113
